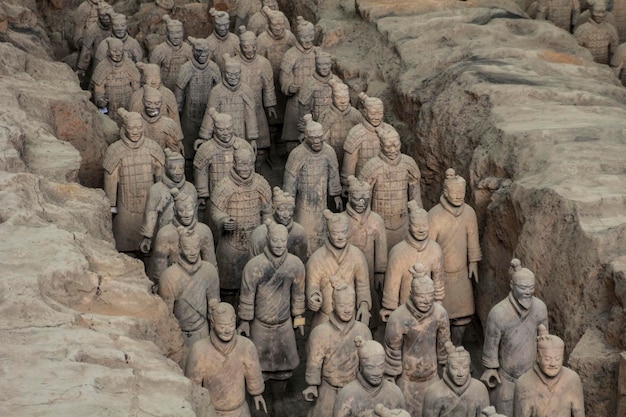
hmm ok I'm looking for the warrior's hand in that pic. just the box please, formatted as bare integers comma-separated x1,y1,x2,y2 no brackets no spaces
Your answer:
253,395,267,414
139,237,152,254
288,84,299,94
302,385,318,401
356,302,371,326
223,218,236,231
308,292,322,311
198,197,206,210
237,321,250,337
480,368,501,388
267,106,277,120
96,97,108,108
379,308,393,323
374,273,385,291
469,262,478,283
194,138,206,151
250,139,258,154
334,196,343,212
293,315,305,336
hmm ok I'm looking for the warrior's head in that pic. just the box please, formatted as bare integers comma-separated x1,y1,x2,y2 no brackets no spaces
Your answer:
355,337,386,387
272,186,295,226
536,325,564,378
443,168,466,207
410,263,435,314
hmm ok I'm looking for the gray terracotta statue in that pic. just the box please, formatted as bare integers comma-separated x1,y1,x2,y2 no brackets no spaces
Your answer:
159,226,220,347
280,16,317,152
610,42,626,86
247,0,290,35
283,115,342,253
333,338,406,417
381,201,444,322
423,342,489,417
140,149,197,254
574,0,619,64
207,8,241,72
92,38,141,126
513,325,585,417
73,0,99,49
249,186,308,264
481,259,549,417
128,0,179,54
76,1,112,85
103,108,164,252
94,14,143,67
297,49,338,134
318,80,363,167
139,86,184,155
149,15,193,91
175,37,221,162
234,0,261,28
303,280,373,417
306,210,371,328
238,220,305,417
186,301,267,417
359,125,423,250
210,143,272,300
428,168,481,346
341,93,390,189
536,0,580,32
238,26,277,170
149,188,216,287
384,267,451,417
129,62,180,124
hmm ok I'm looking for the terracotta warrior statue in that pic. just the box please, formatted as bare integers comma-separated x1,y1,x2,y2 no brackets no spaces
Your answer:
94,14,143,67
333,338,405,417
207,8,241,72
306,210,371,328
129,62,179,124
186,301,267,417
76,1,112,85
159,227,220,347
238,220,305,417
149,188,216,287
303,280,373,417
249,186,308,264
149,15,193,91
318,80,363,167
103,108,164,252
248,0,291,35
280,16,317,152
140,149,197,254
536,0,580,32
199,54,259,154
297,49,338,129
513,325,585,417
210,143,272,301
428,168,481,346
73,0,99,49
423,342,489,417
128,0,177,54
234,0,261,29
574,0,618,64
283,115,342,253
360,125,423,250
381,201,444,322
139,86,184,155
238,26,277,170
341,93,390,188
175,36,221,162
480,259,549,417
384,267,451,417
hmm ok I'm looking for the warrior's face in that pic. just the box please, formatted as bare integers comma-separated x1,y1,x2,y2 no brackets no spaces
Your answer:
274,203,294,226
144,73,161,89
214,21,229,38
180,239,200,264
537,348,563,378
234,156,254,180
591,5,606,24
408,215,429,242
327,222,348,249
360,356,385,387
194,47,210,64
112,21,127,39
215,123,233,143
165,160,184,183
305,131,324,152
268,228,288,257
333,92,350,112
364,104,383,127
447,356,471,387
109,44,124,63
269,17,285,37
167,27,184,46
381,134,401,161
175,200,195,226
263,0,278,9
212,313,236,342
315,60,332,77
224,69,241,87
511,277,535,309
332,291,355,322
241,41,257,60
410,287,434,313
298,29,315,50
349,190,370,214
444,183,465,207
99,11,111,26
125,117,144,142
143,97,162,118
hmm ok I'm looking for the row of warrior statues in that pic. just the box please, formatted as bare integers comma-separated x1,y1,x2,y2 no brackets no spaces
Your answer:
72,1,585,417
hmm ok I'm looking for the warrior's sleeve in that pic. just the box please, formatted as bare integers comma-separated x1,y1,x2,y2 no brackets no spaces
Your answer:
257,177,273,223
94,39,107,64
130,66,141,91
327,149,342,197
536,0,548,19
435,307,451,365
422,388,441,417
158,267,178,312
77,31,94,71
481,307,502,370
210,180,233,231
571,0,581,26
93,77,107,106
238,263,258,322
291,258,306,317
198,95,217,140
128,38,143,63
200,226,217,267
243,91,259,141
283,153,300,197
185,342,204,384
513,379,533,417
305,254,322,307
405,157,423,208
193,145,211,198
384,313,404,376
609,26,619,55
354,250,372,310
279,50,296,96
72,4,89,47
103,167,119,207
431,244,445,302
332,391,352,417
571,373,585,417
175,63,193,112
381,248,404,310
304,327,326,386
373,217,388,274
140,185,163,239
242,339,265,396
261,61,277,108
341,127,360,186
465,207,482,263
151,230,173,284
149,44,165,65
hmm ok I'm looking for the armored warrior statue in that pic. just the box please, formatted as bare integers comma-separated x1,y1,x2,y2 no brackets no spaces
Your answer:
303,280,373,417
139,86,184,155
380,202,444,322
574,0,619,64
384,267,451,417
248,0,291,35
149,15,193,91
428,168,481,346
480,259,549,417
318,80,363,167
94,14,142,67
234,0,262,29
73,0,99,49
536,0,580,32
297,49,338,133
359,125,423,250
249,186,308,264
306,210,371,328
103,108,164,252
129,62,179,124
333,338,405,417
175,37,221,162
76,1,112,86
159,227,220,347
128,0,178,54
283,115,343,253
207,9,241,72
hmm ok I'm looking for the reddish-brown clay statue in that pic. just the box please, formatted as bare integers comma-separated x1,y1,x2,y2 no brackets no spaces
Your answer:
280,16,317,152
210,143,272,297
303,280,373,417
381,202,444,322
428,168,481,346
103,108,164,252
186,301,267,417
536,0,580,32
423,342,489,417
318,81,363,168
76,1,112,84
297,49,338,133
359,125,423,250
513,325,585,417
175,37,221,162
148,188,216,286
333,338,405,417
149,15,193,92
249,186,308,264
139,86,184,155
140,149,197,254
574,0,618,64
73,0,99,49
481,259,549,417
306,210,371,328
94,14,143,67
159,226,220,347
129,62,180,124
384,267,451,417
208,9,241,72
283,115,342,254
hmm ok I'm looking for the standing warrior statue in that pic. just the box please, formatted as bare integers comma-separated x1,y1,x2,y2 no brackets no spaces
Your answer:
247,0,291,36
574,0,619,64
129,62,180,124
76,1,112,86
297,49,338,130
73,0,99,50
139,86,184,155
94,13,143,67
536,0,580,32
207,8,241,72
149,15,193,91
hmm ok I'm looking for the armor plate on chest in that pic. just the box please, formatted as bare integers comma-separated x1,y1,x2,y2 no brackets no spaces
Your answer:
297,154,329,211
185,70,216,123
225,187,262,250
118,149,155,213
371,164,409,230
